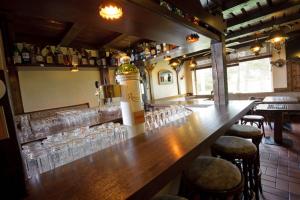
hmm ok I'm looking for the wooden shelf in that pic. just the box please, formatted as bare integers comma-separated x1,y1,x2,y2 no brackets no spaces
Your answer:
14,64,112,71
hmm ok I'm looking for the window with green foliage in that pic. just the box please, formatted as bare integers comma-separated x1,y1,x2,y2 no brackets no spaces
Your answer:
195,58,273,94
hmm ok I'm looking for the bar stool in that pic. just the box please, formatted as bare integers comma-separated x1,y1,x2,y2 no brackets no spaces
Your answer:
152,195,188,200
241,115,265,137
226,124,263,200
182,156,244,200
211,136,257,200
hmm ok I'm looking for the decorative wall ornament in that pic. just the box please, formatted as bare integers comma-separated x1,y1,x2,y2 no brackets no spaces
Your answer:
158,70,173,85
270,59,286,68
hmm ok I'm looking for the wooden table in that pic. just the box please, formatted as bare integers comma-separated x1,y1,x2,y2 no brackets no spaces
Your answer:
25,100,254,200
256,104,300,144
262,96,298,104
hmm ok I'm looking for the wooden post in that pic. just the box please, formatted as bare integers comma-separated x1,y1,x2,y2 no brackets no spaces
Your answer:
211,37,228,105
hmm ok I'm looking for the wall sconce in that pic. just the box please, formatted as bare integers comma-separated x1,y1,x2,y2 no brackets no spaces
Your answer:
189,57,197,68
250,39,263,56
267,28,288,54
169,59,180,69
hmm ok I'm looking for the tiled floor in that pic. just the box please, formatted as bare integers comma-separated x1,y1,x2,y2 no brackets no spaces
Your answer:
260,117,300,200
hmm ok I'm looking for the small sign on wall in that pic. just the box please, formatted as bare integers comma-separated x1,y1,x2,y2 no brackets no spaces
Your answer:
0,106,9,140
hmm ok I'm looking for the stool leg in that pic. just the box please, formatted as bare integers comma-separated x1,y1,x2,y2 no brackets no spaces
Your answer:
242,161,250,200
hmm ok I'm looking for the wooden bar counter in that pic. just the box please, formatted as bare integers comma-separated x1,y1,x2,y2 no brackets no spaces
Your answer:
25,100,254,200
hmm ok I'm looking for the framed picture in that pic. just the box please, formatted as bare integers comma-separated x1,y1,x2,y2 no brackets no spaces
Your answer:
158,70,173,85
0,106,9,140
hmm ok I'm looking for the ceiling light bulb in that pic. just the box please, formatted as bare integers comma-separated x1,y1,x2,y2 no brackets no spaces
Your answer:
99,2,123,20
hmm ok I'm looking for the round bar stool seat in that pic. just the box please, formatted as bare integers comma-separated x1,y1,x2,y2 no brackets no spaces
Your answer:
241,115,265,137
227,124,263,139
182,156,243,199
211,136,257,159
152,195,188,200
211,136,257,200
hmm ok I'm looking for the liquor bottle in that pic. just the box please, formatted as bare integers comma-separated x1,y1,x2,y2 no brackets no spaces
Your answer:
130,49,135,62
13,45,22,64
30,45,36,65
45,46,54,64
35,47,44,64
80,48,88,65
88,51,95,66
63,48,71,66
55,46,64,65
162,43,168,52
71,49,79,66
150,43,156,56
105,50,111,67
156,44,161,54
144,43,150,59
21,43,31,64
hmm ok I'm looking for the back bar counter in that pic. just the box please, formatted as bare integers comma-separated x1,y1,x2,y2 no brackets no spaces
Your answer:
25,100,254,200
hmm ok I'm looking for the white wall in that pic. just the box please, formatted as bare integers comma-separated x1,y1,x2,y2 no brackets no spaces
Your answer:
18,69,101,112
272,43,287,89
151,60,179,99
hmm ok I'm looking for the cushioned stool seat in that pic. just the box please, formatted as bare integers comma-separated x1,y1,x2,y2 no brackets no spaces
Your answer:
212,136,257,159
227,124,262,139
152,195,188,200
184,156,242,191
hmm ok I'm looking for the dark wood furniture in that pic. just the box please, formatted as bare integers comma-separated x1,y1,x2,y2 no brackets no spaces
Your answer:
255,104,300,144
25,100,254,200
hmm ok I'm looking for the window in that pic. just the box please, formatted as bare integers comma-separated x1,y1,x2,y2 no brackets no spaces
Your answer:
194,58,273,94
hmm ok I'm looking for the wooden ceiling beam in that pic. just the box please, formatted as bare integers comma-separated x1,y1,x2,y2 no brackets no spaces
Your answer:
164,0,226,33
59,22,84,46
227,1,300,27
101,33,127,48
226,12,300,39
222,0,248,10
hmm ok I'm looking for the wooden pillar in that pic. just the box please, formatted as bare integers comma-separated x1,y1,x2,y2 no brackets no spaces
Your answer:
211,37,228,105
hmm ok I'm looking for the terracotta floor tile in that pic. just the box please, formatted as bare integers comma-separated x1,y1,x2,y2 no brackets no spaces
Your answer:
275,178,289,192
290,182,300,195
262,185,289,199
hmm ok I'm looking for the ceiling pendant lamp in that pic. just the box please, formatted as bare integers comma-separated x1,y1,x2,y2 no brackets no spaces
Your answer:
169,59,180,69
99,0,123,20
186,33,199,43
267,29,288,44
250,39,263,56
164,55,172,61
189,58,197,68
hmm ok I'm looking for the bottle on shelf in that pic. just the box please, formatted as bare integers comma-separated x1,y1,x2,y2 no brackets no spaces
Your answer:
150,43,156,56
88,51,95,66
13,44,22,65
30,45,36,65
21,43,31,64
162,43,168,52
156,43,161,55
71,49,79,66
144,43,151,59
80,48,88,66
130,49,135,63
35,47,44,64
45,46,54,64
55,46,64,65
64,48,72,66
105,50,111,67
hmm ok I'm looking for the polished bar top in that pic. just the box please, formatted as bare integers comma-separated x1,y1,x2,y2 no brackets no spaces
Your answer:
25,100,254,200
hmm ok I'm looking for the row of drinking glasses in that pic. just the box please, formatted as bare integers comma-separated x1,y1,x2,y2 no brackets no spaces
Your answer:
144,105,192,130
22,122,128,179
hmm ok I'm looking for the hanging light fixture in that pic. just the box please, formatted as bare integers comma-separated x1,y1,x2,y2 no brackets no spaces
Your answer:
164,55,172,61
99,0,123,20
169,59,180,69
186,33,199,43
70,65,79,72
267,29,288,44
189,57,197,68
250,39,263,56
